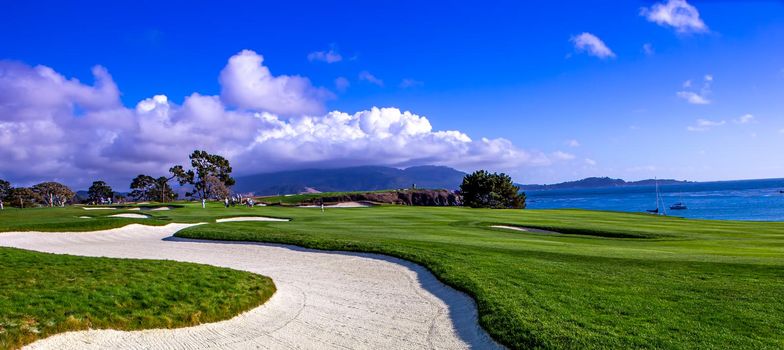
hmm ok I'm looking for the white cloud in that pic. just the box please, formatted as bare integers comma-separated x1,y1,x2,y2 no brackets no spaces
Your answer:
334,77,350,92
677,91,710,105
358,71,384,86
571,33,616,59
399,78,424,88
677,74,712,105
552,151,576,161
640,0,708,34
642,43,655,56
219,50,333,116
687,118,725,131
0,55,550,188
307,48,342,63
584,158,597,166
733,114,755,124
566,139,580,147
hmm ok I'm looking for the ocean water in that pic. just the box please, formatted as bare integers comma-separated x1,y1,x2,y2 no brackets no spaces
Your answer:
525,178,784,221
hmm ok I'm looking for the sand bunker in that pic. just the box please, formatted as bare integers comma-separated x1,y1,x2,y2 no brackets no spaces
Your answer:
108,213,149,219
82,207,116,210
149,207,171,211
128,207,141,211
299,201,374,208
215,216,290,223
78,216,91,219
0,224,500,349
491,225,561,234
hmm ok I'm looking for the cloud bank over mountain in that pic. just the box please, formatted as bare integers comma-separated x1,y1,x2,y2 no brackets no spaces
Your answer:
0,50,550,187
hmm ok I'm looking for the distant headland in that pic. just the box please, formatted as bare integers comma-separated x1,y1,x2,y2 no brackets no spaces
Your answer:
519,177,690,191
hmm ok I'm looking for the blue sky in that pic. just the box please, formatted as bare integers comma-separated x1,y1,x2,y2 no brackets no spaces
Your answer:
1,0,783,186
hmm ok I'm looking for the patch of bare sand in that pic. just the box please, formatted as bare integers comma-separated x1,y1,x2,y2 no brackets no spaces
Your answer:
0,223,500,350
215,216,290,223
491,225,561,234
108,213,149,219
299,201,374,208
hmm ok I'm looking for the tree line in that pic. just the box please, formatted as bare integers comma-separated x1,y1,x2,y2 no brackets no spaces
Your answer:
0,150,235,208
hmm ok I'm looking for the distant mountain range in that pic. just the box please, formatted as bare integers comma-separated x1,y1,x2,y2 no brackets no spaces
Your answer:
518,177,689,191
234,167,690,195
233,166,467,195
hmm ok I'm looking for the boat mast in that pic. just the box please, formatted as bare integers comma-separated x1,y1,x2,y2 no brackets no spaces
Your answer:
655,178,667,216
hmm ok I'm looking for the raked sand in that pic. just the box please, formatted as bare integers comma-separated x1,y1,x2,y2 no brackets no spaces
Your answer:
0,223,501,350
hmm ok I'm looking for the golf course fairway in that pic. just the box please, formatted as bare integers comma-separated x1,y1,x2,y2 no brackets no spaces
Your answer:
1,203,782,349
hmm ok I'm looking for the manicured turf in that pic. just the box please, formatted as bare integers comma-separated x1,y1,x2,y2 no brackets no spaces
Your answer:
258,190,390,205
0,206,275,349
2,203,783,349
174,206,784,349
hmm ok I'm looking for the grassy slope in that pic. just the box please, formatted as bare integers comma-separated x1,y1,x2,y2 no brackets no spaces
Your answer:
171,206,784,350
0,206,275,349
258,190,391,205
3,203,783,349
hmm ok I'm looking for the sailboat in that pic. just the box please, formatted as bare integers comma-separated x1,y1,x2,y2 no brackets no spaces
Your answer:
670,202,687,210
647,178,667,215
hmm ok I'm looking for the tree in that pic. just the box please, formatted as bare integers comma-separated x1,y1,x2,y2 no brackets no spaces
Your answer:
0,179,10,209
0,179,10,199
459,170,526,209
131,173,179,202
129,175,157,201
87,181,113,203
31,182,75,207
155,176,178,202
7,187,37,208
172,150,235,199
203,175,230,200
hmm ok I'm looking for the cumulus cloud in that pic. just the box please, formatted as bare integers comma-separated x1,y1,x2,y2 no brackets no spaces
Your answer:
571,33,616,59
219,49,332,115
307,48,342,63
677,74,712,105
566,139,580,147
551,151,576,161
641,0,708,34
584,158,597,166
733,114,755,124
358,71,384,86
0,54,548,188
687,118,725,132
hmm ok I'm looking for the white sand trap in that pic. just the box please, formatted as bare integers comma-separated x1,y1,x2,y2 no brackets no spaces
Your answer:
149,207,171,211
128,207,141,211
216,216,290,223
0,224,500,350
299,201,374,208
491,225,561,234
82,207,116,210
108,213,149,219
78,216,91,219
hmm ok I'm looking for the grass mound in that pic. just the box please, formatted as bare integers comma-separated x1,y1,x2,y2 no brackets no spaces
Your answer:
0,247,275,349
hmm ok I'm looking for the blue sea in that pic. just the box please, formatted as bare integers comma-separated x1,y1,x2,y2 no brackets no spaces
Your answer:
525,178,784,221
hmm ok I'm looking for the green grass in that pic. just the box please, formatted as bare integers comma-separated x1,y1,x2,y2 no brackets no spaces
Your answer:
173,206,784,349
2,203,784,349
0,205,276,349
258,190,391,205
